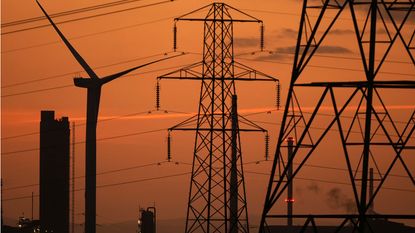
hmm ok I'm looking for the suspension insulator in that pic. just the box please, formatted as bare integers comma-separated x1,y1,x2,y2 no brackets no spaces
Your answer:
156,80,160,111
167,131,172,162
260,24,265,51
173,23,177,51
265,133,270,161
276,82,281,110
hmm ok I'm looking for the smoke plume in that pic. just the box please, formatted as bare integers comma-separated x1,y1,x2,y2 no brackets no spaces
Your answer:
326,187,356,213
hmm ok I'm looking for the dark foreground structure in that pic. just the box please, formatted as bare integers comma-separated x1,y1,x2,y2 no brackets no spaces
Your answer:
40,110,70,233
268,219,415,233
138,207,156,233
259,0,415,232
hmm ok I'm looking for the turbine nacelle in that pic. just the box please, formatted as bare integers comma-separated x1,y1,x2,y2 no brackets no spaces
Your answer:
73,77,101,88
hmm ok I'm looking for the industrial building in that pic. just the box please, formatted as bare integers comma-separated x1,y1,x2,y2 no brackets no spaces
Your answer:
138,207,156,233
39,110,70,233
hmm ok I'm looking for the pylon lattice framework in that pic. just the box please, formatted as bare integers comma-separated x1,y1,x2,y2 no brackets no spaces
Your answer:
158,3,279,233
260,1,415,233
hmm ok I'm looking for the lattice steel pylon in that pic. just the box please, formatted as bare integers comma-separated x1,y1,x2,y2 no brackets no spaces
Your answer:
260,0,414,233
158,3,279,233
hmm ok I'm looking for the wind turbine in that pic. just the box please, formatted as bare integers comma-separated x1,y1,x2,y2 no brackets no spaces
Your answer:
36,1,182,233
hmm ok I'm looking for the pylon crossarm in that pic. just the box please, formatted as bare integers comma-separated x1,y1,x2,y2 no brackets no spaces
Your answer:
170,128,265,132
233,61,278,82
173,3,214,21
238,115,267,132
221,3,262,22
168,114,198,131
174,3,262,23
158,60,279,82
177,18,262,23
157,61,204,80
307,1,346,9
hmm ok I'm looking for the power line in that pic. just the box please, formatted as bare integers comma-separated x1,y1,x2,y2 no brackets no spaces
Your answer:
2,105,412,159
239,50,413,65
300,53,412,65
2,0,151,28
2,52,170,88
2,15,175,54
245,170,415,193
237,57,414,77
2,128,167,156
96,171,189,189
2,104,412,143
4,106,261,141
186,51,414,76
143,104,412,138
1,60,193,98
5,158,410,193
293,162,410,179
6,168,412,202
173,159,412,181
241,8,415,25
2,172,190,202
3,50,412,98
2,132,41,140
240,8,299,17
1,109,189,141
2,0,174,35
3,161,169,191
1,84,72,97
251,118,413,138
2,159,263,192
240,8,366,23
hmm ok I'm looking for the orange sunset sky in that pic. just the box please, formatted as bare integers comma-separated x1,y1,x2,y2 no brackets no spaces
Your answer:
2,0,414,232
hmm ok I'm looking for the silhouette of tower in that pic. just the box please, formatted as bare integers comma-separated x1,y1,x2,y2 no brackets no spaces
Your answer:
139,207,156,233
259,1,415,233
158,3,278,233
40,110,70,233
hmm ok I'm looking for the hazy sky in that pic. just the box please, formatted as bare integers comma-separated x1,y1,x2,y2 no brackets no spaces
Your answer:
2,0,414,231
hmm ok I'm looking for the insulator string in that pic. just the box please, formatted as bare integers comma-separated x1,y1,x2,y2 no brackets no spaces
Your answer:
167,131,172,162
173,22,177,52
260,23,264,51
265,133,270,161
156,79,161,111
276,81,281,110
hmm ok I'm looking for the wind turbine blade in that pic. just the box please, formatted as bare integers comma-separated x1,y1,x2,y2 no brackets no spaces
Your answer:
36,0,99,79
100,53,186,84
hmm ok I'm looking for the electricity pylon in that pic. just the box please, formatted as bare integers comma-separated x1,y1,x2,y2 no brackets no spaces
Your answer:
36,2,182,233
158,3,279,233
259,1,414,233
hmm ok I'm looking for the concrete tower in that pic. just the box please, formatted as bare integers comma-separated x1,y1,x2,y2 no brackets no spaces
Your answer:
40,110,70,233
